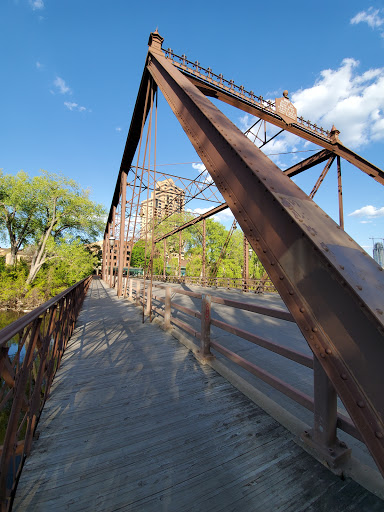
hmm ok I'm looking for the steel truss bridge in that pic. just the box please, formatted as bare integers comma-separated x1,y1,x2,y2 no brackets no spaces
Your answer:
1,31,384,511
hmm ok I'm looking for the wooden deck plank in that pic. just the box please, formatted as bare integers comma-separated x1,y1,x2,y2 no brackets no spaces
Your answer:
13,279,384,511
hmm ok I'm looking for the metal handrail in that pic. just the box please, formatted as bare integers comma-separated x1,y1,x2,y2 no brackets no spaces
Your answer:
127,278,360,452
163,49,331,142
0,276,92,511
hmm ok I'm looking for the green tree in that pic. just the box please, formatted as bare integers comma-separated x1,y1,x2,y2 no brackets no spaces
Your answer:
0,170,106,284
0,171,39,266
31,238,97,299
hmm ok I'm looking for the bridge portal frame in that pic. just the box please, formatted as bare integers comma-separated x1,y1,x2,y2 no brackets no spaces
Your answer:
104,31,384,478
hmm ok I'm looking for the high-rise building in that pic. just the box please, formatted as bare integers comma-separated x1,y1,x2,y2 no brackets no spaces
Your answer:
373,242,384,267
140,178,185,235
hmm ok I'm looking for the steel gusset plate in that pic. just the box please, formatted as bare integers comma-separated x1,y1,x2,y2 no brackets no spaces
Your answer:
147,50,384,475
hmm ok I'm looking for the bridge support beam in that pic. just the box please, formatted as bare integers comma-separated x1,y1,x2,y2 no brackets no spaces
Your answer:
146,45,384,475
302,358,351,471
117,171,127,297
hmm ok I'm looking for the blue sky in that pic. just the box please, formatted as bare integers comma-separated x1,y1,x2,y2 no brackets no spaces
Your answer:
1,1,384,252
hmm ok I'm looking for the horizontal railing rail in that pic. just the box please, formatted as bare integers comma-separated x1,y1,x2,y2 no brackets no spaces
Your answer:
0,275,92,511
163,49,332,143
129,274,276,293
125,277,360,467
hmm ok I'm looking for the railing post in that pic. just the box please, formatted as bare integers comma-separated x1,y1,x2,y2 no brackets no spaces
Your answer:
302,357,350,469
164,286,171,330
129,278,133,300
200,294,213,361
146,282,152,316
136,280,141,306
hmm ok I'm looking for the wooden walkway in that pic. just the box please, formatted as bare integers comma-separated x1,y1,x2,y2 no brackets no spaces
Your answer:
14,279,383,511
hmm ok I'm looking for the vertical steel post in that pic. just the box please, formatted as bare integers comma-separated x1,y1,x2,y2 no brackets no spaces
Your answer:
117,171,127,297
302,355,350,468
202,218,206,286
337,156,344,230
164,286,171,329
146,281,151,316
129,278,133,300
163,239,166,280
178,231,182,280
102,233,108,281
106,223,112,286
313,357,337,447
109,206,116,288
243,235,249,292
200,294,212,358
136,280,141,305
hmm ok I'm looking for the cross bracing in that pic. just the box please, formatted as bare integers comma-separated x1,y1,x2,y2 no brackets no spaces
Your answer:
103,30,384,479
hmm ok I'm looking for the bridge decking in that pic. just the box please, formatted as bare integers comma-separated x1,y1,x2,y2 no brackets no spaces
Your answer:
14,279,382,511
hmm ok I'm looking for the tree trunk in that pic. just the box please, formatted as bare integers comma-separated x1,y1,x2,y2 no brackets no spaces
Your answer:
6,247,18,266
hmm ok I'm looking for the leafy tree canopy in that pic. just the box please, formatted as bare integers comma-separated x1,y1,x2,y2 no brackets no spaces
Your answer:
0,170,106,284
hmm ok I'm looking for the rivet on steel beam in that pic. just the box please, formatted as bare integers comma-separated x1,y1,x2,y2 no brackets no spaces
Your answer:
305,327,309,331
376,309,383,315
310,335,314,340
357,400,365,408
356,285,362,290
315,344,320,349
325,348,332,355
341,373,348,380
289,290,294,295
270,262,275,265
320,353,326,358
256,238,260,241
312,327,318,333
279,276,284,280
375,431,384,439
339,265,344,270
304,430,310,437
300,307,305,313
339,441,348,448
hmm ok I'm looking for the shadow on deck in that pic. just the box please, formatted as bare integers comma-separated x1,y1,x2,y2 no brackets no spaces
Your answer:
13,279,384,511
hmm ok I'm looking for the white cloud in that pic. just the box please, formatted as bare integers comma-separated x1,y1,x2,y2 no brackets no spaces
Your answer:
349,205,384,218
115,127,122,132
192,163,205,172
192,162,213,184
29,0,44,10
64,102,87,112
189,206,234,225
214,209,235,224
54,76,71,95
351,8,384,29
291,59,384,148
36,61,43,69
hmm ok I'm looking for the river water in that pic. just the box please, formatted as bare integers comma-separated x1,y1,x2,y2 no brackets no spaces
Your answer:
0,309,24,331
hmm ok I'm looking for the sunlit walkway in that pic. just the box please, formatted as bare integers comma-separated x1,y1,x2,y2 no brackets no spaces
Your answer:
14,279,382,511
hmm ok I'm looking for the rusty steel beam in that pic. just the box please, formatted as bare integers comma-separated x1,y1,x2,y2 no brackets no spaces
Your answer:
309,156,336,199
105,67,155,233
146,44,384,475
183,76,384,186
154,202,228,243
284,149,333,178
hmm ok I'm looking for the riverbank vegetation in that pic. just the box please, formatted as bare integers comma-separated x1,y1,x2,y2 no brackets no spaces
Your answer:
131,212,266,280
0,170,105,310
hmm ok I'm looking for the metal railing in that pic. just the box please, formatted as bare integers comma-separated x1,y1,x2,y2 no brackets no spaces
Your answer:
0,276,92,511
164,49,332,142
127,278,358,471
124,275,276,293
